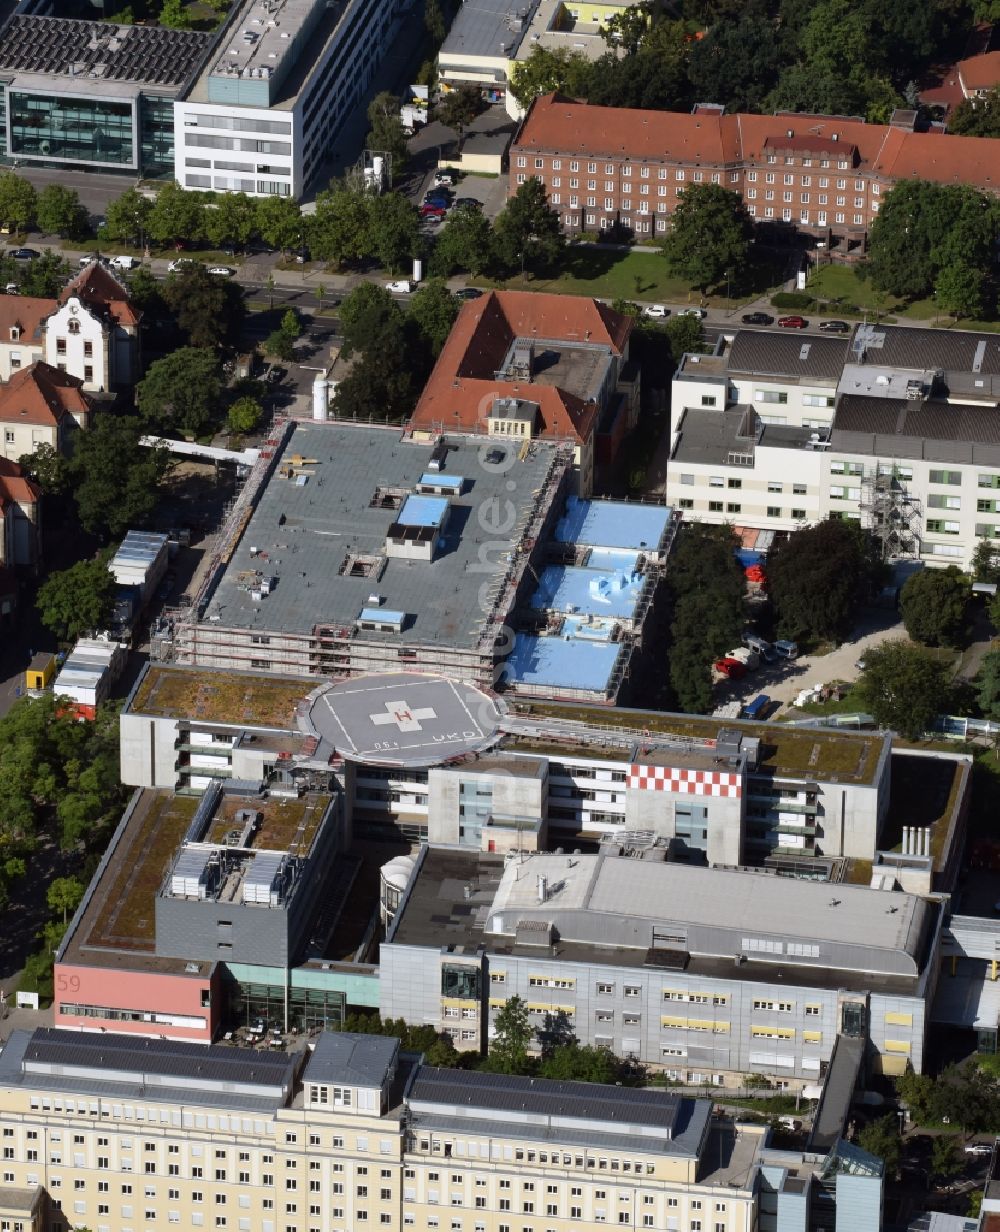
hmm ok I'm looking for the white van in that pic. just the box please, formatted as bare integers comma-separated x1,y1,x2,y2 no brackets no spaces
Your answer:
741,632,775,661
109,255,139,271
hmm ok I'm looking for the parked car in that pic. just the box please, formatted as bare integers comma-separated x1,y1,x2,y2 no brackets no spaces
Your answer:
3,283,17,295
774,639,799,659
965,1143,993,1156
386,279,416,294
677,307,707,318
455,288,483,300
109,255,139,271
419,204,447,218
741,631,776,662
207,265,235,277
642,304,669,319
78,253,102,268
424,190,450,205
167,258,196,273
434,170,457,187
777,315,809,328
742,694,771,721
10,248,39,260
714,657,747,680
454,197,482,210
819,319,850,333
741,311,774,325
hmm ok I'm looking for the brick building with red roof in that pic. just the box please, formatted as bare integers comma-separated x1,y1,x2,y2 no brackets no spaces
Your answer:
408,289,639,492
510,94,1000,252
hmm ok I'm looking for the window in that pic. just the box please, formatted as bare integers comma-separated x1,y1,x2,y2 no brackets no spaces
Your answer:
791,509,806,520
708,501,723,513
792,484,807,495
767,506,781,518
727,478,741,489
726,503,741,514
930,469,961,486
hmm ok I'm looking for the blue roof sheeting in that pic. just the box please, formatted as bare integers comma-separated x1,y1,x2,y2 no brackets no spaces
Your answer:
504,634,622,692
398,494,449,528
530,565,642,620
420,473,464,492
359,607,406,624
555,496,671,551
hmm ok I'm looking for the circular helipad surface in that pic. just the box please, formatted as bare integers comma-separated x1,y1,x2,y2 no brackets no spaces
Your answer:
308,672,503,767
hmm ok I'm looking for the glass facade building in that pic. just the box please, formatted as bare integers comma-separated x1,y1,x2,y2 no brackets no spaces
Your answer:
9,91,136,167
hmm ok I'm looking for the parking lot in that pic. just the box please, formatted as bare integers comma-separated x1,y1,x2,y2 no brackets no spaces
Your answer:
711,609,908,716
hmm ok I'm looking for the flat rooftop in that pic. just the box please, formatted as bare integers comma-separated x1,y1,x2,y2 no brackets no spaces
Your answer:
198,423,559,646
504,633,623,694
200,790,325,857
508,700,885,784
530,563,642,620
130,664,314,727
726,330,849,383
306,672,503,768
850,322,1000,376
388,849,927,993
0,15,210,96
555,496,673,551
439,0,539,65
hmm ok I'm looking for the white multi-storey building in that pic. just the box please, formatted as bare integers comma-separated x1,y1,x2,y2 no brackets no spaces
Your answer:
666,323,1000,569
173,0,395,198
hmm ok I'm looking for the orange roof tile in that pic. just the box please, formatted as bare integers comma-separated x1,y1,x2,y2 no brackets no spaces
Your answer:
410,289,632,443
0,361,90,428
515,94,1000,194
958,49,1000,91
0,456,40,507
0,295,56,346
61,263,140,328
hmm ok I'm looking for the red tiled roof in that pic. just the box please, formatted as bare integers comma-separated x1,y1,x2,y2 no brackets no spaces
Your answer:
0,295,56,346
60,263,140,328
410,290,632,443
0,456,40,507
958,49,1000,91
515,94,1000,193
0,361,90,428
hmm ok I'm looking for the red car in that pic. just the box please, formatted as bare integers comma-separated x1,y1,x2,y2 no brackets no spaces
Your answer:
777,315,809,328
420,204,446,218
714,658,747,680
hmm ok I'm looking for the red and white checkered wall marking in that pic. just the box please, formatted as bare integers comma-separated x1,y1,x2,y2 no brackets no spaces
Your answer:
627,765,742,798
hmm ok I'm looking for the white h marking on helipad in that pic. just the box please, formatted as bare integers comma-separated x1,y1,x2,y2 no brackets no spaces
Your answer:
369,700,438,733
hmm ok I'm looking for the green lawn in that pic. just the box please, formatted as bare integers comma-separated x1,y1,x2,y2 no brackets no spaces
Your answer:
807,264,1000,332
473,245,785,308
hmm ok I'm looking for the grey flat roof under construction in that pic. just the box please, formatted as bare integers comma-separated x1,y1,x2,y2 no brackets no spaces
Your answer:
307,672,503,767
440,0,537,63
200,423,558,645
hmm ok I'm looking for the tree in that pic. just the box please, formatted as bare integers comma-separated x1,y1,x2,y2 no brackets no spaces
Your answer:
47,875,84,925
930,1134,962,1184
339,283,405,357
429,204,494,277
17,443,70,495
424,0,446,42
509,45,594,109
856,1113,900,1179
367,191,421,272
667,523,745,713
37,555,116,643
163,262,244,348
436,83,485,133
70,416,171,539
137,348,223,437
934,261,989,321
18,251,70,298
36,185,87,239
104,188,153,248
0,172,36,232
255,195,303,253
366,92,409,174
977,652,1000,721
599,2,650,55
204,192,258,251
158,0,192,28
264,308,301,362
856,640,951,738
308,183,371,267
899,565,969,647
949,88,1000,138
663,314,704,356
688,17,785,112
972,537,1000,585
123,265,164,315
408,280,459,357
227,396,263,435
767,519,870,642
660,183,752,292
147,181,205,247
487,995,533,1074
539,1044,623,1083
493,177,563,278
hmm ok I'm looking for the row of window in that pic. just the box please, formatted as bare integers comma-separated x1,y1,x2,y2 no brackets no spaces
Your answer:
515,156,862,180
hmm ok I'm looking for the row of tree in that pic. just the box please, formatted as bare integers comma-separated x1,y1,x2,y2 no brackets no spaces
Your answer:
0,694,127,907
509,0,976,125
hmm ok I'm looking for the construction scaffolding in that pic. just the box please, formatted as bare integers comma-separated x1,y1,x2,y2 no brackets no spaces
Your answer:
860,463,922,561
